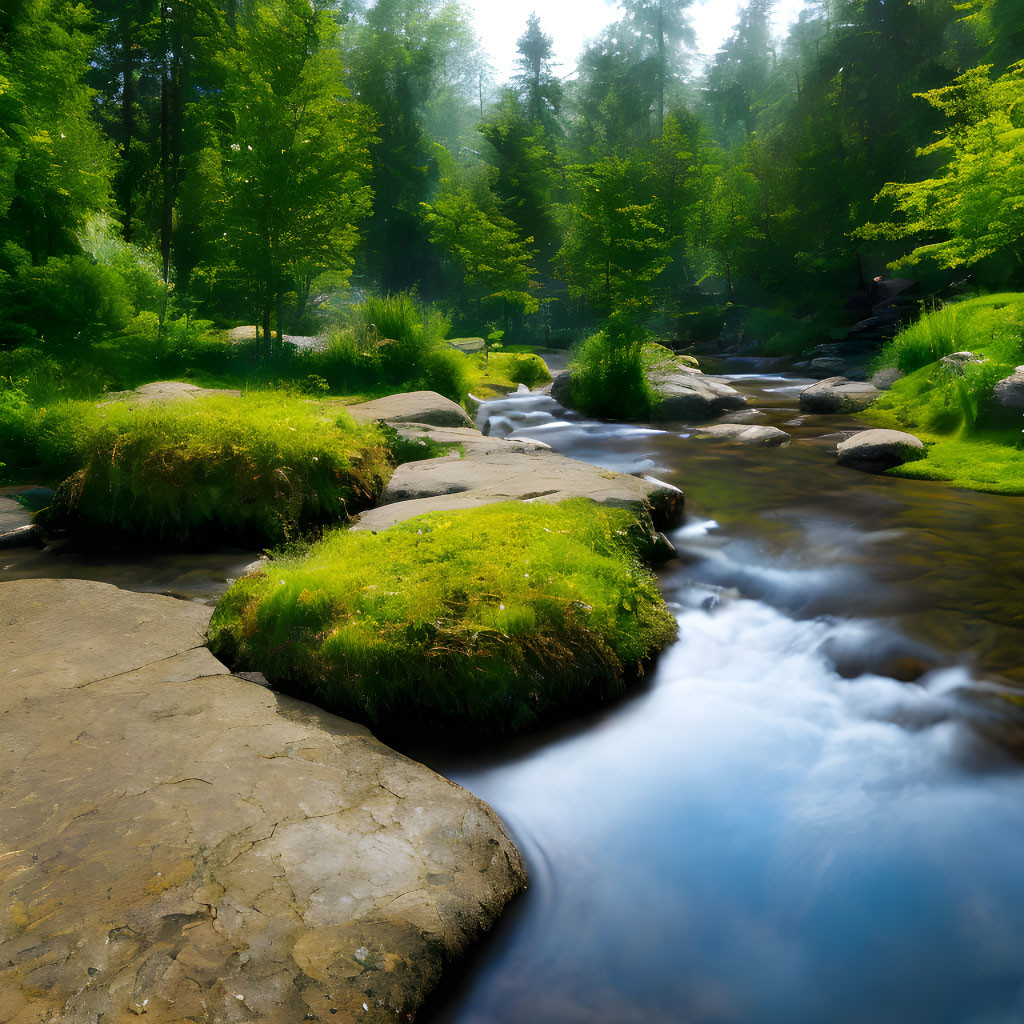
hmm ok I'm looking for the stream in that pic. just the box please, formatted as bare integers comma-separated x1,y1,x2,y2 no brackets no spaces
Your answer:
5,368,1024,1022
418,368,1024,1024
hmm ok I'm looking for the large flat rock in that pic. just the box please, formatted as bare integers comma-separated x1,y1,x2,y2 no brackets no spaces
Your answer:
347,391,474,429
0,579,525,1024
690,423,791,447
392,422,551,457
356,450,683,532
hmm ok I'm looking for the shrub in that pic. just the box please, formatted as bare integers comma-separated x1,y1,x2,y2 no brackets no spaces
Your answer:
420,346,471,401
357,291,450,384
33,393,391,545
568,321,660,419
208,499,678,736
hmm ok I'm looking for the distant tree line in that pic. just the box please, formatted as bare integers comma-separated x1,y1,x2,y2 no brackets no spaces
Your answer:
1,0,1020,359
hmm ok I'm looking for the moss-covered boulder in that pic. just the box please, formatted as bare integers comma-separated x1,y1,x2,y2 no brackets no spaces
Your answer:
209,500,678,737
37,393,391,545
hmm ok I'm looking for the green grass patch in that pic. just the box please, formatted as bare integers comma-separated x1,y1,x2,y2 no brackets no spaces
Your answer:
567,325,662,420
466,350,552,398
208,499,678,736
864,295,1024,494
7,393,393,544
873,293,1024,374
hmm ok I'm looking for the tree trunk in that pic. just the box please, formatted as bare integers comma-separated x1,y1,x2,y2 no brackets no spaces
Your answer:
657,2,665,139
261,304,272,364
121,28,134,242
159,4,171,283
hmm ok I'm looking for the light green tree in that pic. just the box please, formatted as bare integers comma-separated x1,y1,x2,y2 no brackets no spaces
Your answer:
555,156,673,318
859,62,1024,273
221,0,373,357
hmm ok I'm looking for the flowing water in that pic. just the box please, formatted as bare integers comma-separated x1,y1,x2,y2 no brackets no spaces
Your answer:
419,369,1024,1024
5,369,1024,1022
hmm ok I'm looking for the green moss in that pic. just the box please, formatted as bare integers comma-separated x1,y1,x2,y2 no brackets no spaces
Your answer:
29,393,391,544
208,499,678,735
881,435,1024,494
466,350,552,397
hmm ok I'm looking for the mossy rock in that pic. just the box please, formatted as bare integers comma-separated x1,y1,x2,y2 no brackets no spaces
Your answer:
209,499,678,737
37,393,391,545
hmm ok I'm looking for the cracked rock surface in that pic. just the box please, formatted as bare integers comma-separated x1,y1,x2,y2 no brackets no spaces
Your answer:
0,578,525,1024
354,450,683,532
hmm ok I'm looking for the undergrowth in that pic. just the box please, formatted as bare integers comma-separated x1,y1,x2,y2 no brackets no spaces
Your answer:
208,499,678,735
8,393,392,544
866,293,1024,494
567,322,662,419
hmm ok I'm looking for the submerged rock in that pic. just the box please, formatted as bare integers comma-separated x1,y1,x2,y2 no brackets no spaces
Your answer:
0,578,525,1024
836,428,925,472
347,390,475,428
691,423,791,448
799,376,881,413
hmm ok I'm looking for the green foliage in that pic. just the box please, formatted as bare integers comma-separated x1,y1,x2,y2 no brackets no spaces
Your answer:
874,294,1024,373
208,499,678,735
0,0,112,268
568,321,661,420
220,0,373,352
860,62,1024,274
557,157,674,318
12,393,391,544
420,154,540,320
299,292,469,401
881,434,1024,495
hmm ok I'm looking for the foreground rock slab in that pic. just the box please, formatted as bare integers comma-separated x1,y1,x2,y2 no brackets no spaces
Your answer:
0,579,525,1024
799,375,881,413
356,450,683,532
347,391,475,429
391,421,551,457
836,428,925,471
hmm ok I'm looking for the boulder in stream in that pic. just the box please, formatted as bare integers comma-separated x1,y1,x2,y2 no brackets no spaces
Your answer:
836,428,925,472
651,368,747,422
799,376,881,413
691,423,791,448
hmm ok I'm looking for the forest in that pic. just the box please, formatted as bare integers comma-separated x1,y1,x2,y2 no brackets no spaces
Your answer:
7,4,1024,1021
1,0,1021,393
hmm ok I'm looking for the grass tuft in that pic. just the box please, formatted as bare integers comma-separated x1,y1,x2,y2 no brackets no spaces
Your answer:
18,393,392,544
208,499,678,735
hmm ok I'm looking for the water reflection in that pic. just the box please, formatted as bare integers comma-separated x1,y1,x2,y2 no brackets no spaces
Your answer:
424,376,1024,1024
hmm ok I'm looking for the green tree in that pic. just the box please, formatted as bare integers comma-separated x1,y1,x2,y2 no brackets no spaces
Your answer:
859,62,1024,276
420,152,539,325
221,0,373,357
512,13,562,131
0,0,112,270
556,156,673,318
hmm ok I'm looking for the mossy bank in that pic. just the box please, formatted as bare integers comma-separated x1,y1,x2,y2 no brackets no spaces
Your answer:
210,499,678,737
